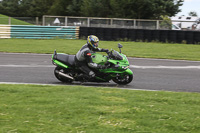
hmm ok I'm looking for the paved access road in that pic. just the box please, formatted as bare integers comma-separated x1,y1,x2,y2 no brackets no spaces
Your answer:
0,53,200,92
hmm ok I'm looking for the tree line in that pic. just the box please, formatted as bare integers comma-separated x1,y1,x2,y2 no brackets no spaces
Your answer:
0,0,183,19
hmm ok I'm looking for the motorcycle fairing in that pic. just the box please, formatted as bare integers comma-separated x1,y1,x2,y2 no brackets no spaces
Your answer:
91,52,131,74
52,59,69,68
91,52,107,65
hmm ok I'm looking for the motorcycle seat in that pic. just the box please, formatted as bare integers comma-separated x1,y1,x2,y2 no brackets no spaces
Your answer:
55,54,75,67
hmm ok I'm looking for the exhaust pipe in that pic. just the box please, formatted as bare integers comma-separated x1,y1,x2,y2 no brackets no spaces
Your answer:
55,70,74,80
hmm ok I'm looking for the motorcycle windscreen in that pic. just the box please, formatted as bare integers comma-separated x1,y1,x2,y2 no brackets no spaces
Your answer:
112,50,123,60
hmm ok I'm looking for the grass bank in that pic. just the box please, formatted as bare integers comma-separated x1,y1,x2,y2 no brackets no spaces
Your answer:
0,84,200,132
0,14,31,25
0,39,200,61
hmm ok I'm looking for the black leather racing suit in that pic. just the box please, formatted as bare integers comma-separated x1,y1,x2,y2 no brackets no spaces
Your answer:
75,44,108,79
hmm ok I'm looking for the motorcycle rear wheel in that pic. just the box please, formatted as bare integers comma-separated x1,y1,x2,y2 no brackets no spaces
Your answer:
54,66,73,83
112,74,133,85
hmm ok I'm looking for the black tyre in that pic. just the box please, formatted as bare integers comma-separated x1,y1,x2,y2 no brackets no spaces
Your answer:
54,66,73,83
112,74,133,85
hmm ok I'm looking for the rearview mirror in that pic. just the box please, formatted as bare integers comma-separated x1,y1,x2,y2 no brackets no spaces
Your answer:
118,43,123,48
118,43,123,53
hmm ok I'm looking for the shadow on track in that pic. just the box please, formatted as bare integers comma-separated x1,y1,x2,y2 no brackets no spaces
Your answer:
50,81,132,89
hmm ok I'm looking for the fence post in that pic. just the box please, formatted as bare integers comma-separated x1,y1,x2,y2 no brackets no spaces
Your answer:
156,20,160,29
134,19,136,29
42,16,45,26
87,18,90,27
9,17,11,25
111,18,113,27
36,17,39,25
65,17,68,26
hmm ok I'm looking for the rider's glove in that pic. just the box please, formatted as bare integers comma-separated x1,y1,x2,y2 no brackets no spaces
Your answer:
102,49,109,53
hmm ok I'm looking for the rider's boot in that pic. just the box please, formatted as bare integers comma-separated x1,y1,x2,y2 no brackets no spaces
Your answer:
77,72,96,82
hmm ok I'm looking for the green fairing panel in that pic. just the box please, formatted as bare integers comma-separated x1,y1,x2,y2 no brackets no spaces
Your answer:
100,68,133,75
120,53,129,65
52,54,69,68
125,68,133,75
91,53,108,65
92,52,132,75
54,60,69,68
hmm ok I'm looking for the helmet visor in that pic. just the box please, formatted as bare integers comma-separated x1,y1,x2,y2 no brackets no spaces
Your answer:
93,42,99,48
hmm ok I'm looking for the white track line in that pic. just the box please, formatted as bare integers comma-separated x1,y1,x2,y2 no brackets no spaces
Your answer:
0,65,54,67
0,52,51,56
1,53,200,63
1,64,200,69
130,65,200,69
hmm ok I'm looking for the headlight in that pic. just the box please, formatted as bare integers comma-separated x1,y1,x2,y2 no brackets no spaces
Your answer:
122,66,129,69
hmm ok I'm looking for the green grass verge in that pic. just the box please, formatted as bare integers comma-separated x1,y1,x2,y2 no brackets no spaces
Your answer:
0,84,200,133
0,14,32,25
0,39,200,61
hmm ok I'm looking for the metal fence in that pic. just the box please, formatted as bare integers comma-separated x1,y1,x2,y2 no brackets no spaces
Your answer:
1,16,160,29
1,15,199,30
43,15,162,30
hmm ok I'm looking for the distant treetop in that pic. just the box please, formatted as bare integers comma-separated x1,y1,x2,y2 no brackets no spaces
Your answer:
0,0,184,19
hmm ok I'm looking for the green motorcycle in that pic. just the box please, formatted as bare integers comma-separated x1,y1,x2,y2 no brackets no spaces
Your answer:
52,43,133,85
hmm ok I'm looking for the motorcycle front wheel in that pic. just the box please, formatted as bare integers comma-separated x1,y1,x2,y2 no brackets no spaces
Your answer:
112,74,133,85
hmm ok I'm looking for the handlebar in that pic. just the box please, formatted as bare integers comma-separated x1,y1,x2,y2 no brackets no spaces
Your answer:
106,50,112,57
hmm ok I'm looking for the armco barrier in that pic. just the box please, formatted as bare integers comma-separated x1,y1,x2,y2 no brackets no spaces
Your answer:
0,25,11,38
0,25,79,39
79,27,200,44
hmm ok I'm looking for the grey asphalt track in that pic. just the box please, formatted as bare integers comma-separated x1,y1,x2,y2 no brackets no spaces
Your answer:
0,53,200,92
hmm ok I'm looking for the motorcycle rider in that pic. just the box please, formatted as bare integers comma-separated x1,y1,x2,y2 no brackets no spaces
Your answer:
75,35,109,80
